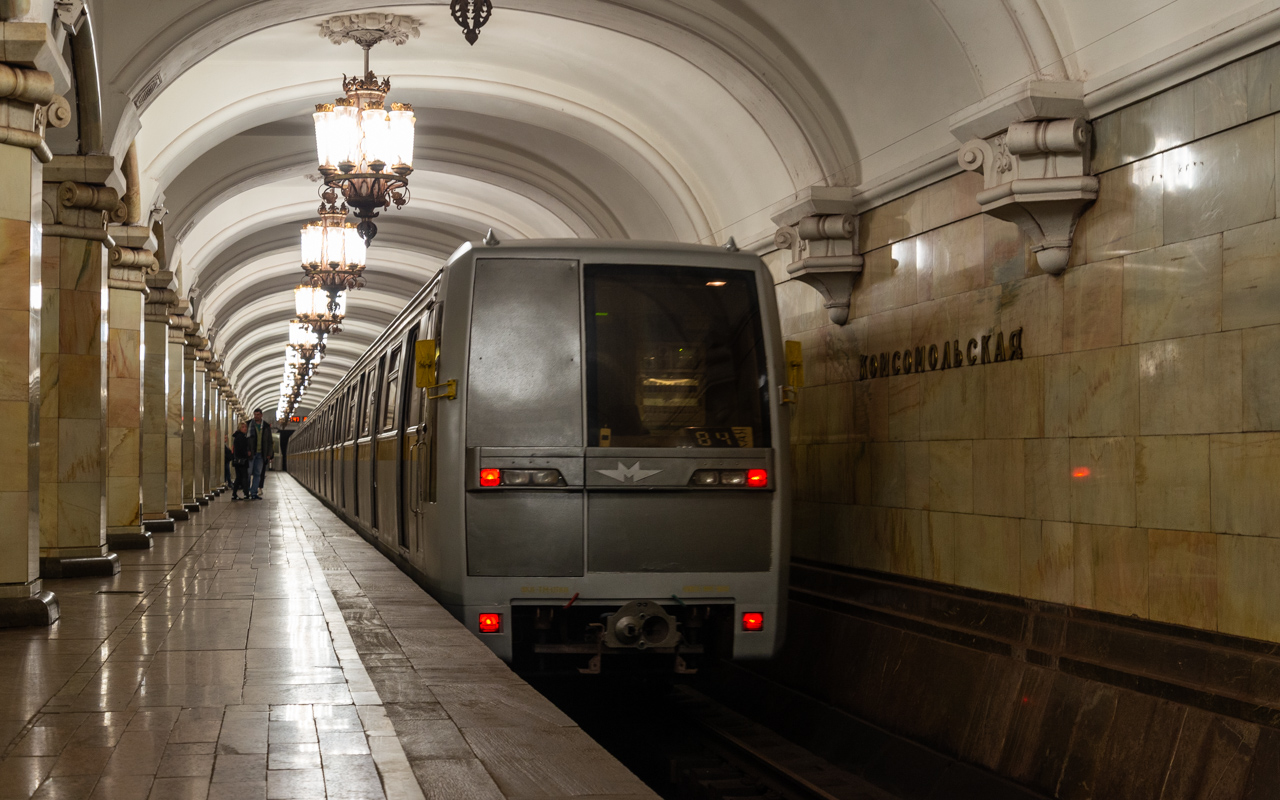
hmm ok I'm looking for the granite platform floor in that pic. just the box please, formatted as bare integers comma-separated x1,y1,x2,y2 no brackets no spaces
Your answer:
0,474,656,800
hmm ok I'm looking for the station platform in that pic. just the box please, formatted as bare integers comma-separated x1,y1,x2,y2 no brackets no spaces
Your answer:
0,475,656,800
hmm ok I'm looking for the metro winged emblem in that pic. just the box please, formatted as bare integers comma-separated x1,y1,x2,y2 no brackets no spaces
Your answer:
596,462,663,483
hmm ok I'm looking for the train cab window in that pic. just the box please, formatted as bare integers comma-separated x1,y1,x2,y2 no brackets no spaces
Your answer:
382,346,401,431
585,264,769,449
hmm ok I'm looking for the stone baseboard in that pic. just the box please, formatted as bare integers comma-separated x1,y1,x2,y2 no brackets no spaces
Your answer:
143,518,175,533
40,553,121,579
106,530,153,550
168,508,190,520
183,503,201,513
0,591,59,628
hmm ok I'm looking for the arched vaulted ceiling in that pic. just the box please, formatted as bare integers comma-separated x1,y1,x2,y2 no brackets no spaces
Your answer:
72,0,1274,417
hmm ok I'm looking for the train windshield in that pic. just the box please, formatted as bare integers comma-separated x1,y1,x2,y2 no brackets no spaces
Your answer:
585,264,770,449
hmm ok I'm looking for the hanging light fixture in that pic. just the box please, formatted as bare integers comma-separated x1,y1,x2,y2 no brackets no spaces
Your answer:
450,0,493,45
294,284,347,337
314,15,420,246
302,192,367,291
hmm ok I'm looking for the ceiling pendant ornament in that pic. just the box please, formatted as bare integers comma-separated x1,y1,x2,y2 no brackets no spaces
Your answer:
314,15,420,246
301,189,367,293
450,0,492,45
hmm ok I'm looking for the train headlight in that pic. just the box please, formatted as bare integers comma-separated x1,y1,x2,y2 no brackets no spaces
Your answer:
690,470,719,486
502,470,530,485
530,470,561,486
687,468,769,488
478,468,565,487
720,470,746,486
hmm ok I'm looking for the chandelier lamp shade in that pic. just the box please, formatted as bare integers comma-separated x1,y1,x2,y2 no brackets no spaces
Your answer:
294,284,347,336
302,194,367,290
313,30,415,247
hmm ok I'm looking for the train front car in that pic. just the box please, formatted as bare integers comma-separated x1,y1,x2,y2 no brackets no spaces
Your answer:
446,241,790,673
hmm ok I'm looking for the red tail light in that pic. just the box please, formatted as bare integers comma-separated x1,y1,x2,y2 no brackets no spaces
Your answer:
479,468,501,487
742,612,764,631
746,469,768,488
478,613,502,633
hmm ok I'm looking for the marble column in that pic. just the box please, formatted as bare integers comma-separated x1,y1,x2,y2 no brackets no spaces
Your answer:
0,17,61,623
167,303,191,519
141,272,176,532
192,348,207,504
102,227,155,550
181,328,198,513
38,165,120,578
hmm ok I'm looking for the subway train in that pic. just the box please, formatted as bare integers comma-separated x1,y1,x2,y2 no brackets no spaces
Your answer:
288,238,791,672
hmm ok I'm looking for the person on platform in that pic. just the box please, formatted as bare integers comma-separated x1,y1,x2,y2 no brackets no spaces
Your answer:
223,434,233,488
231,422,251,500
247,409,274,500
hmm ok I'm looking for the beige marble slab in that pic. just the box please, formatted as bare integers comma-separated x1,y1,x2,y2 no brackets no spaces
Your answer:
1084,156,1164,264
1135,435,1211,532
886,373,920,441
1122,235,1223,345
1192,58,1248,139
1246,46,1280,121
1092,110,1122,174
918,367,984,441
1163,117,1275,245
992,274,1064,360
1218,533,1280,640
0,144,33,223
904,440,929,509
983,215,1030,286
1020,519,1073,604
953,513,1021,595
856,240,917,319
1068,345,1139,437
1242,324,1280,431
1074,523,1149,617
1209,433,1280,537
1118,81,1194,167
928,440,972,514
1063,258,1124,353
971,439,1024,518
923,511,955,583
984,357,1044,439
920,172,983,233
1043,353,1070,438
859,192,924,254
1222,217,1280,331
918,216,984,301
1138,332,1241,435
1069,436,1136,527
1148,528,1217,631
1025,437,1070,522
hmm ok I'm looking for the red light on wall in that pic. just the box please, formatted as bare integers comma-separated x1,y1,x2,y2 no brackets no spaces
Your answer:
1071,467,1091,479
747,469,768,487
478,613,502,633
480,468,501,487
742,612,764,631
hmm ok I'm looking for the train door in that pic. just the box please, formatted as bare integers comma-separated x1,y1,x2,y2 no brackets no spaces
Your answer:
390,327,417,551
354,371,369,521
375,347,403,545
345,385,357,513
368,356,385,532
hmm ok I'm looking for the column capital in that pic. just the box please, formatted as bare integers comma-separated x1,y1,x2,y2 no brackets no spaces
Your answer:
41,176,119,242
950,80,1097,275
0,20,71,165
771,187,862,326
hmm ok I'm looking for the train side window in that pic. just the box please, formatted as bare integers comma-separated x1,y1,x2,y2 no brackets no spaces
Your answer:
382,346,401,431
366,364,380,435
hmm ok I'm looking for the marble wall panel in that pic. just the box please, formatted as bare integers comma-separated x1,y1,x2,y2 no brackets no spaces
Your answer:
972,439,1025,518
1192,58,1248,139
1163,117,1275,245
904,441,929,509
993,274,1064,359
984,358,1044,439
1242,324,1280,431
1218,533,1280,641
105,476,140,529
106,426,140,478
984,216,1030,285
1083,156,1164,264
918,216,984,301
1020,519,1073,604
886,374,920,441
1069,437,1136,527
859,192,924,254
777,278,828,335
1025,438,1070,522
1122,235,1223,344
0,145,34,223
0,309,31,401
922,511,955,583
1074,523,1149,617
106,377,140,429
852,379,888,443
1222,218,1280,330
928,440,972,514
920,170,983,233
919,368,984,441
1246,47,1280,121
1135,435,1211,533
953,513,1021,595
1063,259,1124,352
1148,528,1217,630
1209,433,1280,537
1138,332,1242,435
1118,82,1194,168
1092,110,1122,174
1043,354,1070,438
1068,346,1139,437
856,240,916,319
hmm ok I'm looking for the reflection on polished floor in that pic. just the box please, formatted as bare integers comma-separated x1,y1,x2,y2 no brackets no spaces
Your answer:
0,475,652,800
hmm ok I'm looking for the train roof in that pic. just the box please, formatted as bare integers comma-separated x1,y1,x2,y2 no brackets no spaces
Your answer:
443,237,764,269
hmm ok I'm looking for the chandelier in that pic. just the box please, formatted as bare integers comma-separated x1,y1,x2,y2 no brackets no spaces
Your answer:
302,190,367,290
313,20,417,246
294,284,347,337
288,320,325,362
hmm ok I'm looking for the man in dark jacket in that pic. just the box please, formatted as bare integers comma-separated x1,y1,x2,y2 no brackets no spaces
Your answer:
231,422,251,500
247,409,274,500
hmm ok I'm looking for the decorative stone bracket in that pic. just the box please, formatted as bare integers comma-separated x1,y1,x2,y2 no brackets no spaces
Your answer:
0,21,72,163
950,80,1098,275
42,180,118,240
771,187,862,325
107,223,159,292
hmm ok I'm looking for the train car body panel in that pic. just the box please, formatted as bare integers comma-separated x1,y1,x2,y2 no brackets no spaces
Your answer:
289,239,791,670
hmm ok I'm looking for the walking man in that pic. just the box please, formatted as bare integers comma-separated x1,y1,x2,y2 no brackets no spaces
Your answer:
247,408,274,500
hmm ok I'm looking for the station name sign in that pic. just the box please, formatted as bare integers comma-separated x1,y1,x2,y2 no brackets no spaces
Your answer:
860,327,1024,381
